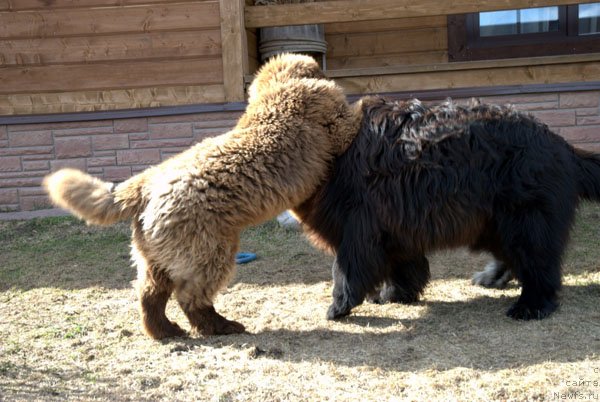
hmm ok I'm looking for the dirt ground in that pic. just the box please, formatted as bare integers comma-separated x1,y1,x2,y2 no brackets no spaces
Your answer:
1,204,599,401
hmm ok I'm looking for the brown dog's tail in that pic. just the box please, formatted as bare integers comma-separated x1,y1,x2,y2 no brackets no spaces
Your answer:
574,148,600,202
43,168,144,225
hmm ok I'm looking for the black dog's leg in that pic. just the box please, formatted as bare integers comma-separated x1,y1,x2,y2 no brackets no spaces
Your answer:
327,214,387,320
368,255,430,304
498,208,571,320
327,258,363,319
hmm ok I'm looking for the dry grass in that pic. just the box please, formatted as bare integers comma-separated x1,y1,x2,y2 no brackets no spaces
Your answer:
1,204,599,401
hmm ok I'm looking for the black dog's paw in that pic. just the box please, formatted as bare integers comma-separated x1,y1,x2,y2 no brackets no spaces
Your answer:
506,299,558,320
326,303,351,320
381,290,420,304
367,284,420,305
366,292,383,305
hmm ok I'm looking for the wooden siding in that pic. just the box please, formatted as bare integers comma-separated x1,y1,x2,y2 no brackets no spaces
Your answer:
325,16,447,70
0,0,226,114
220,0,247,102
332,55,600,95
0,0,204,11
245,0,600,28
1,0,600,115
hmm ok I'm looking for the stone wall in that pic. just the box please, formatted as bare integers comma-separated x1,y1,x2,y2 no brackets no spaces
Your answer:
1,90,599,213
479,91,600,150
0,110,243,212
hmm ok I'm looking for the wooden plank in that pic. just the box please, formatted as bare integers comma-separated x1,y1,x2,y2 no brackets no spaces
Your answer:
246,0,599,28
0,84,226,115
0,58,224,94
5,81,600,123
327,51,448,70
220,0,247,102
326,53,600,78
0,30,221,66
334,61,600,95
325,16,446,34
0,2,220,39
0,0,211,12
326,28,446,58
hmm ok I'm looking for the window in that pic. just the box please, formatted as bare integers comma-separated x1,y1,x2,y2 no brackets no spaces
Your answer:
479,7,561,37
579,3,600,35
448,3,600,61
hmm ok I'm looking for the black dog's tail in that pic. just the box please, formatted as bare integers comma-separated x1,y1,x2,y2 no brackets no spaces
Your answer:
574,148,600,202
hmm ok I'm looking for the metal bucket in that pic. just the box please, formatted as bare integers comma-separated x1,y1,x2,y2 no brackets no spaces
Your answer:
259,24,327,68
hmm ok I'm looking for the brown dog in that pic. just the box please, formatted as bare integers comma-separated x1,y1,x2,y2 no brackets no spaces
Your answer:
44,54,360,339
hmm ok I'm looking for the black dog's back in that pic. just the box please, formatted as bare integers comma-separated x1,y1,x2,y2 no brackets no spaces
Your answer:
294,96,600,321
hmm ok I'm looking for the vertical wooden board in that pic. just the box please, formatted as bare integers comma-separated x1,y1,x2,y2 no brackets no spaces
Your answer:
247,29,258,60
220,0,247,102
247,29,259,74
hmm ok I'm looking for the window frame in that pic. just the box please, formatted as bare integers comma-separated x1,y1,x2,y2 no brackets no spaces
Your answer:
448,5,600,62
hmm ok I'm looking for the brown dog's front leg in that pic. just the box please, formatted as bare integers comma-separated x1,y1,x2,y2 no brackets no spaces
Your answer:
180,303,245,336
139,287,187,339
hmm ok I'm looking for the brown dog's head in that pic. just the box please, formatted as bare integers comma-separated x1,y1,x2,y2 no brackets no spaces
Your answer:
247,53,325,104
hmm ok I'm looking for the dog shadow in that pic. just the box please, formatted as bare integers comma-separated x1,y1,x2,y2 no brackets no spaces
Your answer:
173,283,600,372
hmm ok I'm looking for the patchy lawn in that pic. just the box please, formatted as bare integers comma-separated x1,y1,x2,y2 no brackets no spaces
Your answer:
1,204,599,401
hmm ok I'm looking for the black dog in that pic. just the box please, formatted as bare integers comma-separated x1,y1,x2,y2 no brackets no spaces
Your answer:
293,96,600,321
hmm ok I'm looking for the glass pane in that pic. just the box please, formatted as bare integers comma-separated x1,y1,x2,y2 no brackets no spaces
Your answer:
579,3,600,35
480,10,518,37
479,7,559,37
519,7,559,34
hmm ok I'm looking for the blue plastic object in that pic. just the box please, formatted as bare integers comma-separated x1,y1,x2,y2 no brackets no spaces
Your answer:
236,252,257,264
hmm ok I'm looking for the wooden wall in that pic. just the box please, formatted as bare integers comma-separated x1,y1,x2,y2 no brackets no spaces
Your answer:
246,0,259,74
324,16,447,70
0,0,225,114
2,0,600,115
322,14,600,97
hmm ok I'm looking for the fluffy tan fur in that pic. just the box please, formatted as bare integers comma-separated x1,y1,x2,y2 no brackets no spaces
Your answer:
44,54,361,339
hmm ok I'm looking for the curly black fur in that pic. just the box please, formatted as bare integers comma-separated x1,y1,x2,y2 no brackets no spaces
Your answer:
294,96,600,321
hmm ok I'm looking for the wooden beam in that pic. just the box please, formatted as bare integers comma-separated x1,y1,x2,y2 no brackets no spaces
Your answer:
325,53,600,78
244,53,600,84
220,0,248,102
246,0,599,28
0,84,227,115
3,81,600,125
334,61,600,95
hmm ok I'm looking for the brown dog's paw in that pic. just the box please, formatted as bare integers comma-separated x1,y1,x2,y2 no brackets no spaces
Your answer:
145,320,187,340
215,319,245,335
187,306,245,336
198,318,245,336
